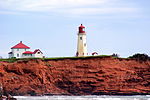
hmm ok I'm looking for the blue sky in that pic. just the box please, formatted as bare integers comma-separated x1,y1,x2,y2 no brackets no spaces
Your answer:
0,0,150,58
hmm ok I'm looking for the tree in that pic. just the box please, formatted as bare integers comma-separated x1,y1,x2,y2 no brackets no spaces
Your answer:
128,53,150,61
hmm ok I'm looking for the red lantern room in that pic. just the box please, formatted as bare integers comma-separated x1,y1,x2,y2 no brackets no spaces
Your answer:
79,24,85,33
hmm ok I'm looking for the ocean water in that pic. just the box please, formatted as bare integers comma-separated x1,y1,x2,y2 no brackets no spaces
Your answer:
14,95,150,100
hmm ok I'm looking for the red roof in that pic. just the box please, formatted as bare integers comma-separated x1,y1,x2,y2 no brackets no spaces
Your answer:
23,51,33,54
11,41,30,49
79,24,85,28
79,24,85,33
33,49,43,54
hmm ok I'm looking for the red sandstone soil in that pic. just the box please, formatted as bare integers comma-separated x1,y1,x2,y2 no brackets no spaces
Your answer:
0,57,149,96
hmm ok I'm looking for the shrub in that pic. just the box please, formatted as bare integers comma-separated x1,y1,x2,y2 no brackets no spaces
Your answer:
111,53,119,58
128,53,150,61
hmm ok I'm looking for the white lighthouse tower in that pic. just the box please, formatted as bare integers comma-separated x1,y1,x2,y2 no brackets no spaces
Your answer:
76,24,87,57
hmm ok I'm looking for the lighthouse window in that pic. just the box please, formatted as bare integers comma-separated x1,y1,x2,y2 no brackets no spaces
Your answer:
82,28,85,31
84,43,86,46
17,54,19,57
80,37,82,40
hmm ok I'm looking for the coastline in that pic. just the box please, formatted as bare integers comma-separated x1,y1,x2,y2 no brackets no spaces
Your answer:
0,56,149,96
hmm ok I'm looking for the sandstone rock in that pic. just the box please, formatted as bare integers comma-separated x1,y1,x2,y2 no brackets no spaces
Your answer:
0,57,149,96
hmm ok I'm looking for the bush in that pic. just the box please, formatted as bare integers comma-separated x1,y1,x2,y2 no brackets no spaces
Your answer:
128,53,150,61
111,53,119,58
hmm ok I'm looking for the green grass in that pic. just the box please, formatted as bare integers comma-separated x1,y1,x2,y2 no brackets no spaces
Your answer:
43,55,111,60
0,58,17,63
0,58,40,63
0,55,112,63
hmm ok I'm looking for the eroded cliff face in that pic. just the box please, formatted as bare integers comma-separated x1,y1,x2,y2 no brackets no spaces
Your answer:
0,57,149,96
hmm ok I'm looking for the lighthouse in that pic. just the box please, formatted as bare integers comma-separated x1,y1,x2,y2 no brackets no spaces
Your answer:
76,24,87,57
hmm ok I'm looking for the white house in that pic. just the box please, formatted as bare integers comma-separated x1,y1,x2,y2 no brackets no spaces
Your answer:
8,41,43,58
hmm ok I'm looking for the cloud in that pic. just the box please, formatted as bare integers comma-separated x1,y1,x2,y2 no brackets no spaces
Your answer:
65,8,137,15
0,0,109,10
0,0,138,16
0,10,25,15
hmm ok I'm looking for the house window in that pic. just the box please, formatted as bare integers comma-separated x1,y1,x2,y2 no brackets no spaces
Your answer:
17,49,19,51
17,54,19,57
38,52,40,54
80,37,82,40
84,43,86,46
25,49,26,51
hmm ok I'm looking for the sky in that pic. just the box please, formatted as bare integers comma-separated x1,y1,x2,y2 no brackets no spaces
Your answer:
0,0,150,58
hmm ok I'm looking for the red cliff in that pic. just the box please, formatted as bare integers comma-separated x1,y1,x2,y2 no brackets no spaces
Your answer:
0,56,149,96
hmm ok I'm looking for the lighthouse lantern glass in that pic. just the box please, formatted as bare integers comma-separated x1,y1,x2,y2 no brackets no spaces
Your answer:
82,28,85,31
